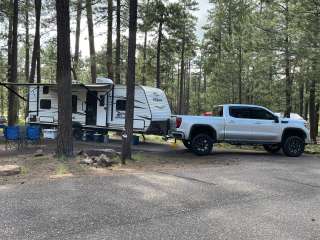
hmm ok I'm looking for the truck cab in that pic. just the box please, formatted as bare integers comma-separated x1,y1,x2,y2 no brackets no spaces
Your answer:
172,104,311,157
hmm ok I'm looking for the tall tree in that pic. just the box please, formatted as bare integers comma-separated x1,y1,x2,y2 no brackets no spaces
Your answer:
107,0,113,79
86,0,97,83
115,0,121,84
7,0,18,126
25,0,30,83
73,0,82,80
121,0,138,162
29,0,41,83
155,0,165,89
56,0,73,157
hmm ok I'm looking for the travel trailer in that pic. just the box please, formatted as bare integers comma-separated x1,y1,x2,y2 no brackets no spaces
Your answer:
0,78,172,137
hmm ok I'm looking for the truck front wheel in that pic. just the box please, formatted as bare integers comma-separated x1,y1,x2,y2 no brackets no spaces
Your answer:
282,136,305,157
191,134,213,156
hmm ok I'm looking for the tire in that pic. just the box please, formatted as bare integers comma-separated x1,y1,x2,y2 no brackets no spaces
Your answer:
263,144,281,154
191,134,213,156
282,136,305,157
182,140,192,149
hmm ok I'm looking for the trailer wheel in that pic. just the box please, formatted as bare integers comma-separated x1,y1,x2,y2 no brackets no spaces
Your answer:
73,128,83,141
191,134,213,156
182,140,192,149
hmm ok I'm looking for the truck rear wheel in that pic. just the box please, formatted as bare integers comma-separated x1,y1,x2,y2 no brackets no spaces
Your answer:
191,134,213,156
182,140,191,149
263,144,281,154
282,136,305,157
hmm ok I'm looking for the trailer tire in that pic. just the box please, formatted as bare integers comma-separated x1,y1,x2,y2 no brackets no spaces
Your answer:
191,134,213,156
73,128,83,141
182,140,192,149
282,136,305,157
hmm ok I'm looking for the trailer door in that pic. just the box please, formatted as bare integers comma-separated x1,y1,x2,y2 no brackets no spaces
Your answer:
86,91,97,125
96,92,106,126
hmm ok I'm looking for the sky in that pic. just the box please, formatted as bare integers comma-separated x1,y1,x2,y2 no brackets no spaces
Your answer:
75,0,210,57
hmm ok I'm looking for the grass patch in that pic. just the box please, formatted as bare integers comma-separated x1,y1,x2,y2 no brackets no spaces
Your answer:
132,153,147,162
305,144,320,154
55,163,69,175
20,166,29,175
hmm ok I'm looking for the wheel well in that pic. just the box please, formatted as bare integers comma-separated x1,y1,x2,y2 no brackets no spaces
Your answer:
189,125,217,140
282,128,306,143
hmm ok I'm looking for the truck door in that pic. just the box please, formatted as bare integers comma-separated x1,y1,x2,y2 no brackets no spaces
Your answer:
224,106,256,141
246,107,280,142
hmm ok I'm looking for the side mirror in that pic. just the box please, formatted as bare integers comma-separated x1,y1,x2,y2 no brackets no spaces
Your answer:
274,116,279,123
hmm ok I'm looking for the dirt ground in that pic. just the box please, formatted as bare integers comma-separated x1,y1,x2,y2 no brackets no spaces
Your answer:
0,136,319,186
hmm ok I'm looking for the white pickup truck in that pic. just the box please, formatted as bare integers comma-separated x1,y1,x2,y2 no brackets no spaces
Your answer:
171,104,311,157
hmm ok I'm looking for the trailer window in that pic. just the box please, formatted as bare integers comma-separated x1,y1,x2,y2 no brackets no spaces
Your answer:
72,95,77,113
116,100,126,111
43,86,49,94
40,99,51,109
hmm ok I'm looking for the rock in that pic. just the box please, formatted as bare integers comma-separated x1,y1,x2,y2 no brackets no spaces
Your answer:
80,157,94,165
0,165,21,176
77,150,84,156
34,149,44,157
97,154,116,167
84,149,120,159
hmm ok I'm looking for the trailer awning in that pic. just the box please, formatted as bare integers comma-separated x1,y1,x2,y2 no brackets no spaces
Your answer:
0,81,114,101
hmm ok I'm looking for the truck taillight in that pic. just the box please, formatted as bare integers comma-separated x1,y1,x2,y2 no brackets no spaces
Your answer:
176,117,182,128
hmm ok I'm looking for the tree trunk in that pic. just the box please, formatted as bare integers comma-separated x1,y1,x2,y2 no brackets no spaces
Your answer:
121,0,138,163
309,67,316,143
73,0,82,81
115,0,121,84
238,42,243,104
29,0,41,83
0,87,3,116
7,0,13,88
86,0,97,83
25,0,30,82
8,0,19,126
284,0,292,118
156,20,163,88
315,103,320,140
141,0,149,86
56,0,73,157
107,0,113,79
186,60,191,114
299,81,304,117
178,34,185,114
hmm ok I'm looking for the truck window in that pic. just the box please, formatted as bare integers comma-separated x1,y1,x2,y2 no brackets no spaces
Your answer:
229,106,250,119
249,107,275,120
212,106,223,117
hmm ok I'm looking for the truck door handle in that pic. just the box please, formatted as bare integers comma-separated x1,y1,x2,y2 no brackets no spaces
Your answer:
228,120,235,124
254,122,263,124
